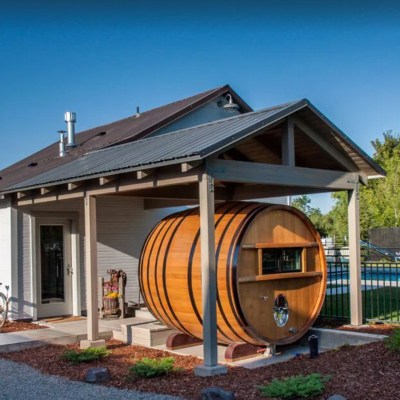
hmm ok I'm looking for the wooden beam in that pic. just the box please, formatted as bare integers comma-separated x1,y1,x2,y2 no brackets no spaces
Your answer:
293,117,358,172
144,198,199,209
40,187,54,195
181,161,202,173
282,118,295,166
99,175,117,186
348,187,362,325
15,169,203,205
206,159,359,191
17,191,29,199
136,168,155,180
68,181,84,191
233,184,332,200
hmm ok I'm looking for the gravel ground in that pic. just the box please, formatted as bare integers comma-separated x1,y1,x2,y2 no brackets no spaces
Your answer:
0,358,182,400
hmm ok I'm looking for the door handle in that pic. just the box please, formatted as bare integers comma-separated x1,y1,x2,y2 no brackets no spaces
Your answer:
66,264,73,276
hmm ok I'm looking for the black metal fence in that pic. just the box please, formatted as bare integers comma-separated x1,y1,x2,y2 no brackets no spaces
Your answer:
320,262,400,323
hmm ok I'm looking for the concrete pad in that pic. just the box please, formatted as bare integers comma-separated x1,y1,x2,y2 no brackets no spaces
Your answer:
304,327,387,350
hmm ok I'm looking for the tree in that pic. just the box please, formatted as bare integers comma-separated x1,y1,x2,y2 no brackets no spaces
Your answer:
291,195,329,237
323,131,400,242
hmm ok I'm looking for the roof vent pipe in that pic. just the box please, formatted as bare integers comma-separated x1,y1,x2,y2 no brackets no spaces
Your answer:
64,112,77,147
58,130,66,157
136,106,140,118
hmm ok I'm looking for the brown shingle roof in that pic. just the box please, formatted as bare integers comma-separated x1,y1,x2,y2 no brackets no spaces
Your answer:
0,85,251,191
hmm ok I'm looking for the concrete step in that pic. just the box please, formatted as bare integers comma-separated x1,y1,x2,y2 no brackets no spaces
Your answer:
112,330,125,342
127,321,175,347
133,308,155,320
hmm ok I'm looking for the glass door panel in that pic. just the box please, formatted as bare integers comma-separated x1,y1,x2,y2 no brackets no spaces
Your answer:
40,225,65,304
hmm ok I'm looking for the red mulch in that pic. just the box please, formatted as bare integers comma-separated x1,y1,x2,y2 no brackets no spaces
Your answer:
0,320,47,334
1,335,400,400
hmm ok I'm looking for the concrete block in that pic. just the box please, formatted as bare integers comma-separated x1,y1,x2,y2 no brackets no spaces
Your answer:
128,322,174,346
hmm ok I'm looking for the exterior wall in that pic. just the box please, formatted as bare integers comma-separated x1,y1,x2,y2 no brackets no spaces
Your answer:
0,198,18,319
15,196,177,319
149,96,242,137
96,196,177,307
19,199,84,319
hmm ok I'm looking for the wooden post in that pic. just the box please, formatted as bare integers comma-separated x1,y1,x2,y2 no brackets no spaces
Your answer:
119,276,125,319
282,118,295,167
348,186,363,326
194,172,227,376
80,195,105,348
98,277,104,319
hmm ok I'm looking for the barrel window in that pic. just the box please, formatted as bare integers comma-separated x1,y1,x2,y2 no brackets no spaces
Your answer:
262,248,302,274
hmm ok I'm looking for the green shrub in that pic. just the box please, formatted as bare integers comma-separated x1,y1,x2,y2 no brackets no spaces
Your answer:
129,357,176,378
385,328,400,352
61,346,110,364
258,373,331,399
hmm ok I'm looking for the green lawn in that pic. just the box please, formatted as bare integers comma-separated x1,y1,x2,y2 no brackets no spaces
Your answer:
320,286,400,322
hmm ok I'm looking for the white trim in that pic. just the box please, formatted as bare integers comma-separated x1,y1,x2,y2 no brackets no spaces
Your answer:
29,215,37,320
30,213,80,319
71,219,81,316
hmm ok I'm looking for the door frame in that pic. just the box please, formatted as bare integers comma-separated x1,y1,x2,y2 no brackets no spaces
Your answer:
30,212,80,320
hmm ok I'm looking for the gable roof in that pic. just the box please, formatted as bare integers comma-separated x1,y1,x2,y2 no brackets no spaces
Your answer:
0,85,251,191
2,99,384,194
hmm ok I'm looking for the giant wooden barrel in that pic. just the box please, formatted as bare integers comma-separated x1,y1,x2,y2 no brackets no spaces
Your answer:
139,202,326,346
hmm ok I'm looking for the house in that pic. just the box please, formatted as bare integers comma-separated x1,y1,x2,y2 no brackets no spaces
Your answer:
0,85,254,320
0,84,384,374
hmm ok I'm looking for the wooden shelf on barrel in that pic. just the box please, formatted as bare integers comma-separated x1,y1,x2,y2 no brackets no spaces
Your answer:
238,271,323,283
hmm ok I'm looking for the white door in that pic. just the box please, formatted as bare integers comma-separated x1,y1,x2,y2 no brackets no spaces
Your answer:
37,219,73,318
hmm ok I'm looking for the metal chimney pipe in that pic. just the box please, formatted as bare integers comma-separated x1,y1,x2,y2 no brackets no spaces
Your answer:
58,130,66,157
64,112,77,147
136,106,140,118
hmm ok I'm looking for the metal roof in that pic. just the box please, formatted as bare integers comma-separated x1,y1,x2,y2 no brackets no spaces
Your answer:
2,98,385,193
3,100,303,192
0,84,251,191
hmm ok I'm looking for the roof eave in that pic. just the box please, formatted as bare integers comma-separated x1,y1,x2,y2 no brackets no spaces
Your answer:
304,100,386,177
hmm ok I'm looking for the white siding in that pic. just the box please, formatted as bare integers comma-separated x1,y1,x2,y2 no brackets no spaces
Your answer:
0,198,18,319
96,197,178,306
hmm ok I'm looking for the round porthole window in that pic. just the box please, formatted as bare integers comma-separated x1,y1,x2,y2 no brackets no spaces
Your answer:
273,294,289,327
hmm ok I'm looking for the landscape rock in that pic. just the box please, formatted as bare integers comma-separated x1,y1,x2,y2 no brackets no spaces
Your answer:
85,367,110,384
201,387,234,400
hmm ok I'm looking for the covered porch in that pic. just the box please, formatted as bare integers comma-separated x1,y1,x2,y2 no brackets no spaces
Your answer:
4,99,384,375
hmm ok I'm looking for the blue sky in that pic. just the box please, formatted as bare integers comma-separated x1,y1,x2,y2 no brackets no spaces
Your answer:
1,1,399,212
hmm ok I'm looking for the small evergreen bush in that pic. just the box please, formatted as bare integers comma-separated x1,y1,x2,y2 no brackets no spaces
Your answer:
61,346,110,364
258,373,331,399
129,357,176,378
385,328,400,352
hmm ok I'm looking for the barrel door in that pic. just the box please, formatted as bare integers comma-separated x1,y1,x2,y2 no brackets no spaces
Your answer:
139,202,326,346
